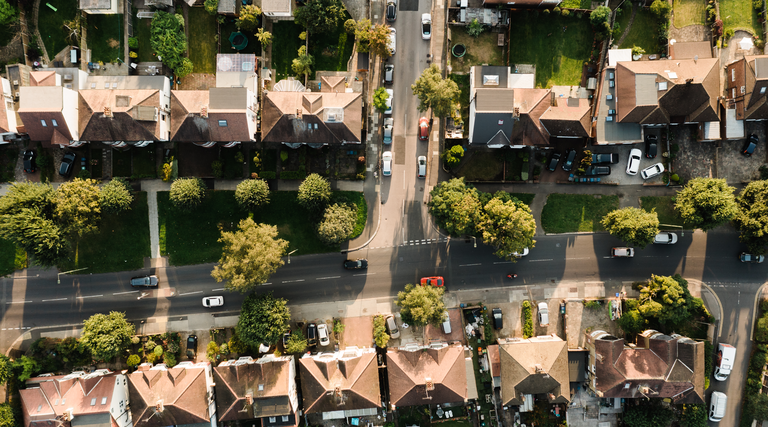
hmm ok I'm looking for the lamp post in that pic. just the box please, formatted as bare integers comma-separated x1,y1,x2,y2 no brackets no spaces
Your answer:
287,249,298,264
57,267,88,284
659,224,684,237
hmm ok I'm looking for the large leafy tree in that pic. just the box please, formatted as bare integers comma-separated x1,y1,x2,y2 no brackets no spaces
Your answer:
353,18,372,52
297,173,331,213
622,399,673,427
80,311,135,362
590,5,611,27
395,283,446,327
367,24,392,58
601,207,659,248
236,292,290,347
55,178,101,241
238,4,261,31
211,219,289,293
317,203,357,244
373,86,389,112
411,64,459,118
293,0,346,34
291,46,314,80
99,178,134,215
675,178,737,231
427,177,481,236
150,12,189,74
679,404,708,427
0,354,11,385
749,393,768,423
478,197,536,261
637,274,697,330
0,0,16,26
735,180,768,254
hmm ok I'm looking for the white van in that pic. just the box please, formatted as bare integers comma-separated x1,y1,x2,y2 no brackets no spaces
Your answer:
714,343,736,381
386,315,400,339
709,391,727,422
441,313,451,334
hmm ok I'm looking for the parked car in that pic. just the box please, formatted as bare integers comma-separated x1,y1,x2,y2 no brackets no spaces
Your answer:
388,28,396,56
561,149,577,172
611,247,635,257
740,252,765,263
645,135,658,158
592,153,619,164
547,152,562,172
59,151,76,177
538,302,549,326
382,151,392,176
386,0,397,22
709,392,727,422
626,149,642,175
23,149,36,173
130,275,158,288
202,296,224,307
383,117,393,145
386,315,400,339
492,308,503,329
743,134,759,157
383,64,394,84
511,248,529,258
317,324,330,346
654,232,678,244
418,117,429,141
640,162,665,180
307,323,318,347
421,13,432,39
186,335,197,358
282,329,292,347
344,258,368,270
420,276,444,287
441,313,452,334
584,165,611,176
384,89,393,115
418,156,426,178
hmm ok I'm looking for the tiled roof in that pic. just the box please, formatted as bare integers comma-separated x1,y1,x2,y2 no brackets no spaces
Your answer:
170,89,254,142
78,89,162,141
299,348,380,414
387,344,467,407
540,97,591,137
128,363,212,426
498,336,570,407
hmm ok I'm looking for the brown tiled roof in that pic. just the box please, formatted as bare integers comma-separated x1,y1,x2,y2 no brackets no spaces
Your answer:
320,76,346,93
78,89,163,141
669,41,713,60
261,91,362,144
387,344,467,407
17,112,72,144
30,71,57,87
498,336,570,407
743,56,768,119
487,345,501,378
299,350,380,414
213,357,295,423
170,90,254,142
128,364,212,426
540,98,591,137
510,88,550,146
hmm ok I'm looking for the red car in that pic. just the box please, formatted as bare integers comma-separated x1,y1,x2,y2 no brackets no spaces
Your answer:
418,117,429,141
420,276,444,287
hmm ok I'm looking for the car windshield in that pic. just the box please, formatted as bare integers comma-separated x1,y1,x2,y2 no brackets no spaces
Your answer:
424,23,430,33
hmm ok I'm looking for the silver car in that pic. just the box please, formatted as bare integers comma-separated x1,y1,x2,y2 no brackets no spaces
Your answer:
417,156,426,178
538,302,549,326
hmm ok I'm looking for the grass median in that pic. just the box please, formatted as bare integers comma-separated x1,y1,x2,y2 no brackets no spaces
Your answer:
540,194,619,233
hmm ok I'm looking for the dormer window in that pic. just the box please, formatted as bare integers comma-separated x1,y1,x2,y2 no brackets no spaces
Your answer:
40,119,47,127
218,120,228,127
761,87,767,95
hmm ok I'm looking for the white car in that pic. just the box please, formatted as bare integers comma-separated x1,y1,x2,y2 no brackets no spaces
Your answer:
654,232,678,244
538,302,549,326
317,324,330,346
512,248,529,258
626,148,642,175
388,28,396,56
421,14,432,40
641,162,665,180
382,151,392,176
202,296,224,307
385,88,393,115
418,156,426,178
383,117,393,145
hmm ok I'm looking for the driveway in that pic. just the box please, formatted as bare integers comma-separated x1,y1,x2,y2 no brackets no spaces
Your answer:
718,123,767,183
671,124,717,182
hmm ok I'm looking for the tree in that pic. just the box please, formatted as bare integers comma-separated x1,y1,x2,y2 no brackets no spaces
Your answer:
211,219,289,293
650,0,671,19
13,355,39,382
367,24,393,57
427,178,481,236
373,315,390,348
317,203,357,244
127,354,141,367
175,57,194,79
344,18,356,33
150,12,188,73
0,354,11,385
228,331,250,354
170,177,206,212
590,5,611,28
735,180,768,254
256,28,273,46
353,18,372,52
55,178,101,239
601,207,659,248
80,311,135,362
206,341,220,363
0,403,17,427
373,86,389,112
0,0,16,26
617,309,645,335
750,393,768,422
442,145,464,168
478,197,536,261
637,274,695,330
411,64,459,118
204,0,218,14
675,178,737,231
235,179,270,211
238,4,262,31
236,292,290,347
466,18,484,37
291,46,314,79
293,0,346,34
297,173,331,213
284,332,308,354
395,283,446,327
622,400,673,427
632,45,646,56
99,178,134,215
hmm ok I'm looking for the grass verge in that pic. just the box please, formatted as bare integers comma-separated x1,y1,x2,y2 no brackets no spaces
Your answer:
640,196,694,229
37,0,78,59
720,0,762,37
86,14,124,63
673,0,707,27
187,8,217,74
540,193,619,233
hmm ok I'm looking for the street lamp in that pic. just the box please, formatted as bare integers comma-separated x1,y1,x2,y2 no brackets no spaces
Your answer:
287,249,298,264
469,236,477,248
659,224,684,237
57,267,88,284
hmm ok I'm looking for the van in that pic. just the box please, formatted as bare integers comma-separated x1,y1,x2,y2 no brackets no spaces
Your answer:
709,391,727,422
441,313,451,334
386,315,400,339
714,343,736,381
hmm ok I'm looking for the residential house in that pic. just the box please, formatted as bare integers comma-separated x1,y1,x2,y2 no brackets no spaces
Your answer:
127,361,217,426
17,81,80,147
496,335,570,412
724,55,768,140
595,54,643,145
41,67,91,90
213,355,299,426
386,342,469,409
170,87,258,146
668,41,713,61
262,0,293,20
261,76,362,148
79,0,119,14
0,77,19,143
539,97,591,140
19,369,131,427
585,330,705,404
298,347,380,421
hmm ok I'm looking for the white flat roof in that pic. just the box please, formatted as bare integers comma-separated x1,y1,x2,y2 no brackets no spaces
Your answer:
608,49,633,67
725,108,744,139
508,73,535,89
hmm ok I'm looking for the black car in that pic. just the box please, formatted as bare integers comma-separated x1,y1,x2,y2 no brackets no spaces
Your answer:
282,329,292,347
130,275,159,288
743,134,759,157
59,151,76,177
492,308,503,329
591,153,619,164
186,335,197,359
645,135,658,159
584,165,611,176
386,0,397,22
547,152,562,172
307,323,318,347
561,149,577,172
23,149,36,173
343,259,368,270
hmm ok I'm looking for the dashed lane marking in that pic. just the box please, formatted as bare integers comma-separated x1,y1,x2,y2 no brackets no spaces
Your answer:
316,276,341,280
77,295,103,299
6,301,31,304
178,291,203,296
113,291,139,295
42,298,68,302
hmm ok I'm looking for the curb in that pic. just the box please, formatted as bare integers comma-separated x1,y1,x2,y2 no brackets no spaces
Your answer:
693,279,724,339
751,282,768,341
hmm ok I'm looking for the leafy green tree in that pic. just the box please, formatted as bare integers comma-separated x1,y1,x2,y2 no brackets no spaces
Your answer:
637,274,695,330
617,309,645,335
442,145,464,167
0,0,15,26
395,283,446,327
735,180,768,254
622,400,673,427
284,332,308,354
317,203,357,244
235,179,270,211
367,24,393,57
373,314,390,348
80,311,135,362
170,177,206,212
590,5,611,28
0,403,18,427
293,0,346,34
99,178,134,214
204,0,218,14
211,219,289,293
150,12,188,73
175,57,194,79
601,207,659,248
344,18,356,33
236,292,290,347
411,64,459,118
127,354,141,367
291,46,314,79
632,45,646,56
650,0,671,19
750,393,768,422
352,18,372,52
297,173,331,213
373,86,389,112
427,177,481,236
228,331,250,354
478,197,536,261
675,178,737,231
13,355,39,382
0,354,11,385
466,18,484,37
55,178,101,239
238,4,262,31
256,28,273,46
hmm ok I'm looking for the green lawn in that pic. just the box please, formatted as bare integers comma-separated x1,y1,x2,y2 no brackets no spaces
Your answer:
60,192,150,273
449,27,505,74
188,7,217,74
310,11,354,74
720,0,763,37
131,10,155,62
131,143,157,179
37,0,78,58
617,8,661,54
454,151,504,181
640,196,695,229
540,194,619,233
508,12,592,88
271,21,304,81
86,14,124,63
220,19,262,55
673,0,707,27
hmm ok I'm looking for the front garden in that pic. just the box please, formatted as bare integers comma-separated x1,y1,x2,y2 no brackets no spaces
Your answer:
540,193,619,233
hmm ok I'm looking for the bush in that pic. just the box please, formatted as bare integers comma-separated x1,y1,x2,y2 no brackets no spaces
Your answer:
584,300,602,310
204,0,218,14
212,160,223,178
170,177,206,212
373,315,390,348
206,341,220,363
650,0,671,19
99,178,134,214
561,8,569,16
228,331,249,355
259,170,277,180
280,150,288,162
128,37,138,49
442,145,464,168
373,87,389,112
344,18,356,33
220,343,230,356
298,173,332,213
484,311,494,345
163,352,177,367
145,340,156,351
153,345,163,357
235,179,270,211
755,0,764,10
467,18,484,37
127,354,141,367
522,301,533,338
167,341,179,354
77,169,90,180
317,203,357,244
131,336,140,345
752,350,767,370
756,315,768,343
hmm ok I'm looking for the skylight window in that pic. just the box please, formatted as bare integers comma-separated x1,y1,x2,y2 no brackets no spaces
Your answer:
218,120,228,127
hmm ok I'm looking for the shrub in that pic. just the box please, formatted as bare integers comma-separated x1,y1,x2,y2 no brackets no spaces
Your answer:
483,311,494,345
220,343,230,356
752,350,767,370
317,203,357,244
755,0,763,10
553,6,560,13
467,18,484,37
561,8,569,16
373,315,390,348
373,87,389,112
650,0,671,19
344,18,356,33
228,332,249,354
212,160,223,178
131,336,140,345
756,315,768,343
99,178,134,214
298,173,332,213
127,354,141,367
153,345,163,357
163,352,177,367
167,341,179,354
170,177,206,212
145,340,156,351
280,150,288,162
128,37,138,49
204,0,218,14
522,301,533,338
235,179,270,211
206,341,220,363
77,169,90,180
584,300,602,310
442,145,464,168
259,170,277,179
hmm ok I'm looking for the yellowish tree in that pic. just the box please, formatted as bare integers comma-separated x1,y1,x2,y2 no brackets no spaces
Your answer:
478,197,536,261
55,178,101,240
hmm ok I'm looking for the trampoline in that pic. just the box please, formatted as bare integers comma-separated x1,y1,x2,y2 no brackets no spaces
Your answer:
228,32,248,51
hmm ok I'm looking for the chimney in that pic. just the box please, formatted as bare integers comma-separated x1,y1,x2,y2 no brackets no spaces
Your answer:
200,106,208,118
685,78,693,84
245,392,253,405
334,385,342,397
296,108,302,119
104,106,113,117
425,378,434,391
535,364,544,374
513,107,520,119
155,400,164,413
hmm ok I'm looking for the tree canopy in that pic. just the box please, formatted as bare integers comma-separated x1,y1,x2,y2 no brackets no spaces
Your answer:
170,177,206,212
622,399,673,427
80,311,135,362
590,5,611,27
150,12,189,75
55,178,101,239
284,332,307,354
367,24,392,58
0,402,17,427
478,197,536,261
601,207,659,248
0,0,16,26
373,314,390,348
650,0,671,19
679,404,708,427
211,219,289,293
297,173,331,213
99,178,134,215
317,203,357,244
427,177,481,236
735,180,768,254
291,46,314,79
373,86,389,112
293,0,346,34
635,274,704,330
236,292,290,347
235,179,270,211
675,178,737,231
411,64,459,118
256,28,273,46
395,283,446,327
238,4,261,31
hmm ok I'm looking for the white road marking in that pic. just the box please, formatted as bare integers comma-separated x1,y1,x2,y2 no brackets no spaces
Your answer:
42,298,68,302
459,263,482,267
262,283,272,286
179,291,203,296
6,300,31,304
316,276,341,280
77,295,103,299
113,290,139,295
281,280,305,284
528,259,554,262
354,273,374,276
212,288,226,292
493,262,514,265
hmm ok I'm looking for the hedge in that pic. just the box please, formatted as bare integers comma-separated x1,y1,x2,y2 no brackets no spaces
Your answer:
280,171,307,180
522,301,533,338
259,171,276,179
